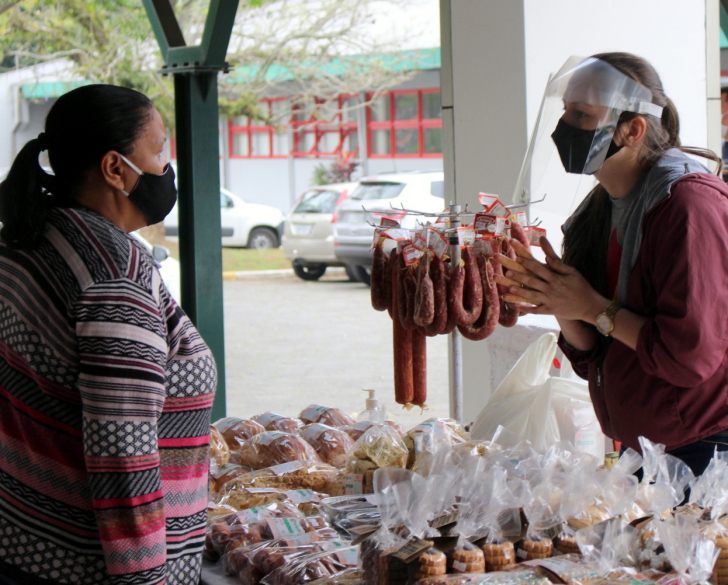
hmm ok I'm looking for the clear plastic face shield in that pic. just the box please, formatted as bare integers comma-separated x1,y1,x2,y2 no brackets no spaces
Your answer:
512,56,662,250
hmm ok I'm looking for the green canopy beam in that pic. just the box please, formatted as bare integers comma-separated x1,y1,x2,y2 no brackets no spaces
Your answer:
142,0,240,422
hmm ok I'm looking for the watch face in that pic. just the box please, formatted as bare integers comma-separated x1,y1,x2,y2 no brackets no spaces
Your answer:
596,314,611,334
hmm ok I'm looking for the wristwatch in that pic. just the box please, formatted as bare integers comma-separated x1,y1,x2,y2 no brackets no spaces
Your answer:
595,302,622,337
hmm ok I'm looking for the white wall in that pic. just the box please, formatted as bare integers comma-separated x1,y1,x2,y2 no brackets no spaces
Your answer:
442,0,718,426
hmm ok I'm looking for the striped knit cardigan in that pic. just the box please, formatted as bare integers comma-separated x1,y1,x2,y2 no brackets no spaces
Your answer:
0,207,216,584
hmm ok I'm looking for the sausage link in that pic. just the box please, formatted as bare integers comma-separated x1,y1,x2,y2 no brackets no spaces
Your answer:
370,242,389,312
448,247,483,326
497,239,519,327
411,329,427,407
386,249,399,320
392,257,414,405
422,255,448,336
510,221,530,249
457,254,499,341
398,262,419,331
413,253,435,327
440,259,458,335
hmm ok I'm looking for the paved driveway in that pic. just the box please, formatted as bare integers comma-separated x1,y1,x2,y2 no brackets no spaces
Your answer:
222,270,451,431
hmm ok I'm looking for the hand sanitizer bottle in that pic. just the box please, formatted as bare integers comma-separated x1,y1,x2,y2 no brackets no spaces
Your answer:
357,389,385,424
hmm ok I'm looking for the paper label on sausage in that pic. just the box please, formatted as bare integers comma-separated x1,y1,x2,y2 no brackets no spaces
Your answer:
474,236,494,256
253,412,285,427
344,473,363,495
494,217,508,237
478,193,510,217
429,229,449,258
381,228,410,242
284,489,322,504
457,227,476,247
396,239,413,253
402,243,424,266
527,226,547,246
266,517,307,539
380,217,401,228
268,460,305,476
516,211,528,227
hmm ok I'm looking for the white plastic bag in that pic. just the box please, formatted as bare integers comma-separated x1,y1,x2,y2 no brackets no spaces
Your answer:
470,332,606,456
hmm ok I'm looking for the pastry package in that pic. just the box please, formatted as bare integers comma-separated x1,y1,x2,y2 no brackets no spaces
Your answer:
210,463,253,495
253,411,305,434
262,546,358,585
300,423,356,468
238,431,323,469
403,418,468,476
343,420,405,442
218,486,289,511
224,460,340,495
575,517,640,576
210,424,231,472
214,416,266,450
300,404,356,428
655,514,718,585
346,425,409,494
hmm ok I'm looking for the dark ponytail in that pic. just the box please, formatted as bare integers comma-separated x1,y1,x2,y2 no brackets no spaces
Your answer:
563,52,721,292
0,84,154,249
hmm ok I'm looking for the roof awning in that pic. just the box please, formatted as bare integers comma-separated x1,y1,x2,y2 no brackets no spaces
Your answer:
20,80,92,99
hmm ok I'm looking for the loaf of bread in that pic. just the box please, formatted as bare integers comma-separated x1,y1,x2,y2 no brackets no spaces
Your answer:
214,417,266,449
209,425,231,470
252,412,304,434
210,463,253,494
237,431,322,469
225,461,339,494
299,423,355,468
299,404,356,427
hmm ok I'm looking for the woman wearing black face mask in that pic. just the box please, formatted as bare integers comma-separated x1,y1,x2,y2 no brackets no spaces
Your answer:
0,85,215,585
497,52,728,478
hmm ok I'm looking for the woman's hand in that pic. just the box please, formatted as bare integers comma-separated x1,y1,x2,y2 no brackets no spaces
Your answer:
495,236,609,322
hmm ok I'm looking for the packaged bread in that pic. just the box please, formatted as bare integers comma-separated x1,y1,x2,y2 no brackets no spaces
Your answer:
300,423,355,468
210,463,253,495
237,431,322,469
264,548,353,585
345,424,409,474
300,404,356,428
225,461,340,494
446,539,485,574
209,425,231,470
343,420,405,442
408,547,447,582
214,417,266,449
218,486,289,511
403,418,468,475
252,412,305,434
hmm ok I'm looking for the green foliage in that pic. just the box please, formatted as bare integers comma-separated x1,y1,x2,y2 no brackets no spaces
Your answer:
311,154,360,186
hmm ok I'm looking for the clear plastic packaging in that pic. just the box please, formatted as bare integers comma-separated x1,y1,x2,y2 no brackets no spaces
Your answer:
210,424,231,473
300,423,356,468
300,405,356,428
218,485,289,511
403,418,468,476
656,514,718,585
237,431,323,469
211,463,254,496
346,424,409,477
575,517,639,576
252,412,305,434
224,461,340,495
343,420,405,442
214,416,267,449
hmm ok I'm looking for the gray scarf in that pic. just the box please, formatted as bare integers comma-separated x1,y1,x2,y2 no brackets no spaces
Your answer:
562,148,710,305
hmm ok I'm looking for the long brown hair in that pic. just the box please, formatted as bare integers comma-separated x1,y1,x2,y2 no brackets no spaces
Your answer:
561,52,721,296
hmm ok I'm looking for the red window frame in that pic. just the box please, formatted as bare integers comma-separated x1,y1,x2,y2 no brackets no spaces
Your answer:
228,97,289,159
366,88,443,159
290,94,360,158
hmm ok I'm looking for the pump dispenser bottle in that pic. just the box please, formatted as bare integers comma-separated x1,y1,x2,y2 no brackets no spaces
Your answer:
357,389,385,424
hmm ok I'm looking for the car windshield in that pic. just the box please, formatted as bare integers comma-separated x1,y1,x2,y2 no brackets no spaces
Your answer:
293,189,342,213
350,182,405,201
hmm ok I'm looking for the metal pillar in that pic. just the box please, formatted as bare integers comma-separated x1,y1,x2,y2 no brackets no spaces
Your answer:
143,0,241,422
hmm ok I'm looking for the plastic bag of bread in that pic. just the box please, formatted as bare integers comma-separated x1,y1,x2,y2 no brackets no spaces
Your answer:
210,424,231,472
403,418,468,476
342,420,405,442
300,404,356,428
253,412,305,434
300,423,355,468
238,431,323,469
214,416,266,449
219,486,289,511
445,538,485,574
210,463,253,496
225,460,340,494
262,548,354,585
346,424,408,475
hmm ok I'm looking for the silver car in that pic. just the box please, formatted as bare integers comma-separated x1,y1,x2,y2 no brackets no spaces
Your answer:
333,171,444,284
282,182,358,280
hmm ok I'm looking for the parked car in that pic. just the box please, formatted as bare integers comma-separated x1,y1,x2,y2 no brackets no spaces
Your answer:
333,171,445,284
164,187,284,249
131,232,181,302
282,181,358,281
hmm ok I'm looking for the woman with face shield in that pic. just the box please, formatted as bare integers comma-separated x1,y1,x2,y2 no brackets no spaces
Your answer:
497,52,728,476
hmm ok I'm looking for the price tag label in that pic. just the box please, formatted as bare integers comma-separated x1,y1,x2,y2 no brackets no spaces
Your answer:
345,473,363,495
268,460,304,476
284,489,322,504
391,537,433,562
266,517,307,539
402,243,424,266
457,227,476,248
478,193,509,217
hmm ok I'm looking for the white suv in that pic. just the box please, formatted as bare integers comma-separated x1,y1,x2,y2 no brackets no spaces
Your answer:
333,171,444,283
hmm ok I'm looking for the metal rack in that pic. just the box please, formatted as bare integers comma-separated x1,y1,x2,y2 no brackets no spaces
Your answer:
367,196,544,423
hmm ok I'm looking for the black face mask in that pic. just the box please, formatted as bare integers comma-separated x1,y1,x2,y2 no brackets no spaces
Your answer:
551,118,623,175
120,154,178,225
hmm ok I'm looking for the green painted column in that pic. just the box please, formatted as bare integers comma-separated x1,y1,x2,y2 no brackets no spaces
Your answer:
174,71,227,422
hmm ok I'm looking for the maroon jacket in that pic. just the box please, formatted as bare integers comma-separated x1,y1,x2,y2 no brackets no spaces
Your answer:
560,173,728,452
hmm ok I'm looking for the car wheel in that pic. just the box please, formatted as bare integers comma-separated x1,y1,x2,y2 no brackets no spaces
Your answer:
343,264,359,282
248,227,279,250
351,265,371,286
292,261,327,281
